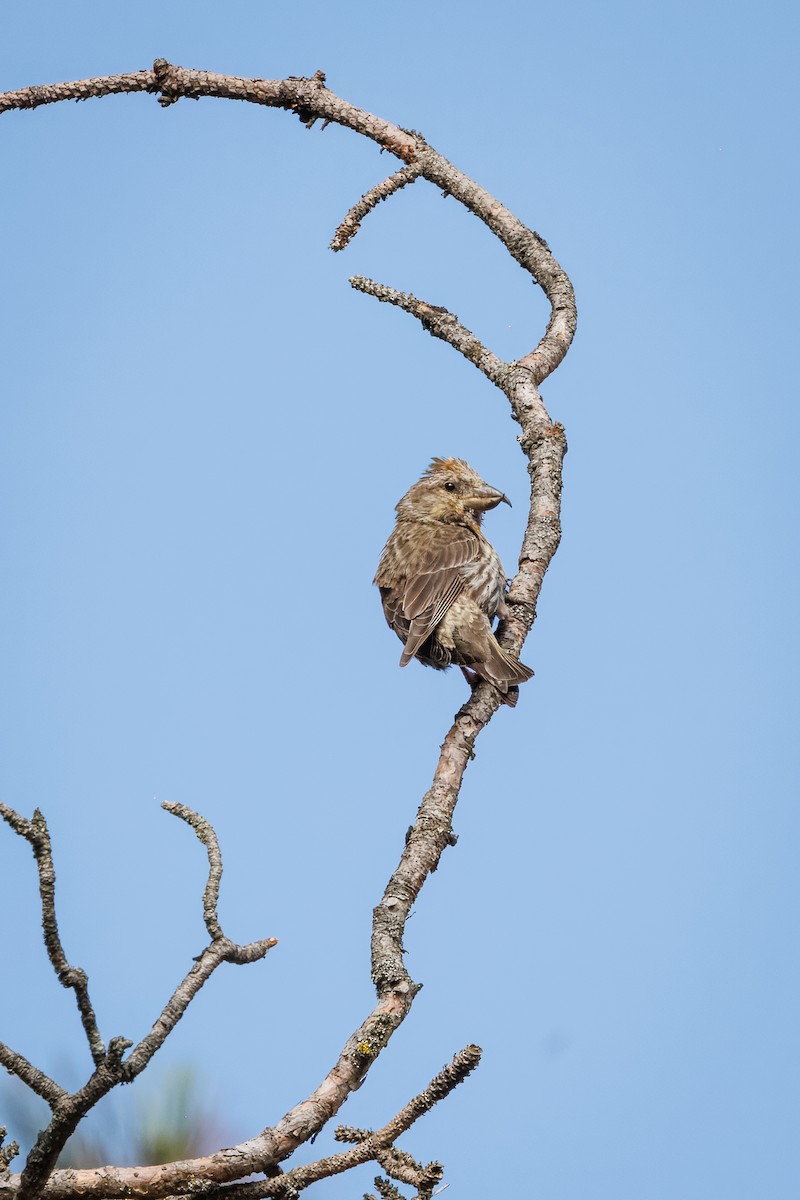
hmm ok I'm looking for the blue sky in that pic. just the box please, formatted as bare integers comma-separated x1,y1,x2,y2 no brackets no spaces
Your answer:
0,3,797,1197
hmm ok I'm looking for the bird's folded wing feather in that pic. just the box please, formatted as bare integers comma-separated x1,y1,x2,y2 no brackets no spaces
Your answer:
399,528,482,664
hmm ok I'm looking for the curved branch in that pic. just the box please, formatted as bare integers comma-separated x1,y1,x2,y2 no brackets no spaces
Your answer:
0,805,105,1066
0,1047,66,1110
0,61,575,376
331,163,424,251
0,61,576,1200
112,805,278,1084
349,276,507,387
162,802,225,943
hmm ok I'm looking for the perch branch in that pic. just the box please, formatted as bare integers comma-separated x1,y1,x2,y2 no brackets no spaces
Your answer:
0,61,575,1200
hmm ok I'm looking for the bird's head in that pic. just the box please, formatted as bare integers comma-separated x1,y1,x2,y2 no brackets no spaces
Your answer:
395,457,511,527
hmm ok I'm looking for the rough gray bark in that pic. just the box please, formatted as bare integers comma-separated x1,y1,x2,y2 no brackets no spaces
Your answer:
0,61,577,1200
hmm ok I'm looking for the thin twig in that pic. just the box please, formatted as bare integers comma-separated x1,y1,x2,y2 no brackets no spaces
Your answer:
349,277,508,387
0,1130,20,1176
159,805,276,964
0,1046,67,1109
330,163,424,250
119,805,278,1082
374,1145,444,1197
0,802,276,1200
372,1182,402,1200
0,805,105,1066
162,803,224,941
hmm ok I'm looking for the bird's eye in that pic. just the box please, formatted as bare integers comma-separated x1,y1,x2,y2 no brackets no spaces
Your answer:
443,481,457,492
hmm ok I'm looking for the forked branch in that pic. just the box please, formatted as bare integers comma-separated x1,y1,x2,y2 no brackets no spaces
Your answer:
0,61,576,1200
0,803,276,1200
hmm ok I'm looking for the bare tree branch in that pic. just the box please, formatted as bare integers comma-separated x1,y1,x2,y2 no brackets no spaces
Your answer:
0,60,576,1200
0,805,105,1067
171,1046,480,1200
339,1131,444,1198
0,1130,20,1177
0,804,277,1200
370,1182,403,1200
349,277,508,387
330,163,425,251
0,61,574,374
0,1047,66,1110
0,71,153,113
378,1147,444,1196
161,803,225,943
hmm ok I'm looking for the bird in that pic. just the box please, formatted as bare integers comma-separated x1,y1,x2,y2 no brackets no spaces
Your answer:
374,457,533,706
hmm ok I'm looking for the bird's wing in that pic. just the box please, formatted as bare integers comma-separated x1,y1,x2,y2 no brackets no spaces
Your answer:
399,527,482,665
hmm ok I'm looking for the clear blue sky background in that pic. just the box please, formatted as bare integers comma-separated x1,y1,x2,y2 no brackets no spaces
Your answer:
0,3,797,1197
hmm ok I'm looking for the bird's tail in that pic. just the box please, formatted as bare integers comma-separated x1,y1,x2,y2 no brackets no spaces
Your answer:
474,638,534,706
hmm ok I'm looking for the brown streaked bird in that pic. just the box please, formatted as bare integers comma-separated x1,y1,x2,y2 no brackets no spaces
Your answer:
374,457,533,706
